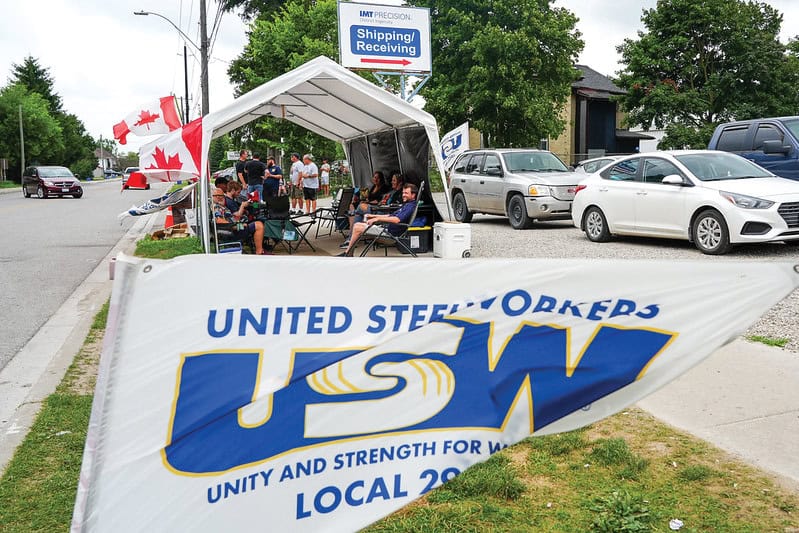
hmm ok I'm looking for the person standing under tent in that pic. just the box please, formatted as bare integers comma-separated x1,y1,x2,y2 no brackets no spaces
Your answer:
264,156,283,198
244,152,267,200
301,153,320,217
289,153,305,214
235,149,249,191
320,158,331,197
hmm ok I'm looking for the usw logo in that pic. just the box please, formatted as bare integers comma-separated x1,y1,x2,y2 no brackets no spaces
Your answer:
163,318,675,474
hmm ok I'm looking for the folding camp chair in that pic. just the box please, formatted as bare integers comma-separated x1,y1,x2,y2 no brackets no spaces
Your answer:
262,195,316,254
314,187,354,238
357,182,425,258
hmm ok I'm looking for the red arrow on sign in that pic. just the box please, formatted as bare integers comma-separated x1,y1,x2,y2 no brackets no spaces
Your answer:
360,58,412,66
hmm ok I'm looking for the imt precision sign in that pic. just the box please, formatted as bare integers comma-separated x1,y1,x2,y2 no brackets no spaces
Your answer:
338,2,431,73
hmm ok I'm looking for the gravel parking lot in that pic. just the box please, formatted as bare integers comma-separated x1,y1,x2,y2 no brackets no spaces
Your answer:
465,214,799,352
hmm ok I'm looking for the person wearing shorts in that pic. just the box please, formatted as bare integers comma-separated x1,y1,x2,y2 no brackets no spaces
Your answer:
289,153,305,214
320,158,331,197
301,153,319,216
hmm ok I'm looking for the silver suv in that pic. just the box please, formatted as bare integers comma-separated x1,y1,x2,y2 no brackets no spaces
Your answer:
448,149,581,229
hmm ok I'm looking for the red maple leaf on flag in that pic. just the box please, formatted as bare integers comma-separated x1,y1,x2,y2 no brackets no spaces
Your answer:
145,146,183,170
134,110,161,129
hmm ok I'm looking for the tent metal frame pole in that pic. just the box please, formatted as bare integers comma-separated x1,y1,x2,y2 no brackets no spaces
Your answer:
393,128,404,175
371,72,431,103
305,80,394,128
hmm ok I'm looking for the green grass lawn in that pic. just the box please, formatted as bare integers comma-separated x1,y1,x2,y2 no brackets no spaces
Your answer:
1,238,797,531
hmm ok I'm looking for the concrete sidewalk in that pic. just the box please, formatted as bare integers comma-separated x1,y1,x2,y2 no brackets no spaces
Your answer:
638,338,799,491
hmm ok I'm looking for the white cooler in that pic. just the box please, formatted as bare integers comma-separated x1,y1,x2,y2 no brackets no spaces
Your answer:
433,222,472,258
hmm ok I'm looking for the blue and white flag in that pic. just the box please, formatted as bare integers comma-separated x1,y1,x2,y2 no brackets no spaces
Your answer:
117,182,197,220
440,122,469,169
72,255,799,532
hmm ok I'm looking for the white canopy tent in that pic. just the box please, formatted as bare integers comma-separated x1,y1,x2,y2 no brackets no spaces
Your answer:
198,56,452,252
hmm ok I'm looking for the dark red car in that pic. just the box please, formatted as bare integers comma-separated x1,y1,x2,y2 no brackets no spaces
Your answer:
22,166,83,199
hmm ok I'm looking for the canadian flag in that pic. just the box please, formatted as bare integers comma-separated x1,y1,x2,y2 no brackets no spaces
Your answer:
138,117,203,183
113,96,182,145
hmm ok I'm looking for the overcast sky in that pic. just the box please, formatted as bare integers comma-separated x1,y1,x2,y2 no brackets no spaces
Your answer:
1,0,798,155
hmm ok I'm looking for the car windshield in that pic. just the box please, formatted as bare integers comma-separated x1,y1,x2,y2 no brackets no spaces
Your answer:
675,153,773,181
39,167,74,178
779,118,799,142
502,152,569,172
125,167,139,173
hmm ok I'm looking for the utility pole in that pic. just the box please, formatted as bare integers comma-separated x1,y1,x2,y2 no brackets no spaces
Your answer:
18,105,25,174
199,0,209,116
184,44,190,122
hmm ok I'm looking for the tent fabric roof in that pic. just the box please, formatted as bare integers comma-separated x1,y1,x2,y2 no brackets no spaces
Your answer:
196,56,451,251
205,56,439,143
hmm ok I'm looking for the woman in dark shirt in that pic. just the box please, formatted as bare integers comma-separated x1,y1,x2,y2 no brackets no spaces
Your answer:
345,171,392,242
365,171,389,202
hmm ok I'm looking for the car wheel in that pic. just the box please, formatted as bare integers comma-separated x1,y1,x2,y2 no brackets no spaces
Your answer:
37,185,47,199
452,191,473,222
584,206,611,242
73,190,83,199
23,185,31,198
693,209,731,255
507,195,533,230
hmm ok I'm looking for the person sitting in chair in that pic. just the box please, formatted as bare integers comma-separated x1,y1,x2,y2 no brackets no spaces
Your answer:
338,183,417,257
212,188,268,255
347,173,403,233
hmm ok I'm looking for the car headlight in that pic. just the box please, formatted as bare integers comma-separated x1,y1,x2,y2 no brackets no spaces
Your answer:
528,184,551,196
718,191,774,209
43,180,54,186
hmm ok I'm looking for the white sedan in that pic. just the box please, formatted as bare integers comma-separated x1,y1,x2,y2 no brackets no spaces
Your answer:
572,150,799,254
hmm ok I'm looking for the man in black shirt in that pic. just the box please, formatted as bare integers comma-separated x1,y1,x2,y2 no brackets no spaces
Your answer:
235,149,248,191
244,152,267,200
264,156,283,198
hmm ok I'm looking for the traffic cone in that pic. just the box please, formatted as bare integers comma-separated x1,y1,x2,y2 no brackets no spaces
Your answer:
164,207,174,228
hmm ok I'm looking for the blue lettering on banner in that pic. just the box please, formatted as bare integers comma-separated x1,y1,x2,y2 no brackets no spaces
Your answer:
205,293,659,338
166,318,675,474
296,474,408,519
350,26,421,58
441,133,463,160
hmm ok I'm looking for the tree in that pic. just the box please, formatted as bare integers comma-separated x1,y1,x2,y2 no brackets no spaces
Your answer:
410,0,583,147
616,0,799,148
0,84,64,178
6,56,97,170
9,56,63,113
56,112,96,170
227,0,341,161
209,135,233,171
221,0,287,20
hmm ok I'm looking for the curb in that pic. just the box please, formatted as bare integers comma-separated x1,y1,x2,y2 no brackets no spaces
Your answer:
0,212,160,474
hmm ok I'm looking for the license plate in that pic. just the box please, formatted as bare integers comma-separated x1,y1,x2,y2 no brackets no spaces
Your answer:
62,188,70,192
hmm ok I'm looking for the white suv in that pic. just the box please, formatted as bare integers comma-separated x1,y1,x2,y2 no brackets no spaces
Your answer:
448,149,582,229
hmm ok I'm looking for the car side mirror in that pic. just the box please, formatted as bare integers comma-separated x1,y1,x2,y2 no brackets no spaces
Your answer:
485,167,503,177
762,139,790,155
661,174,686,186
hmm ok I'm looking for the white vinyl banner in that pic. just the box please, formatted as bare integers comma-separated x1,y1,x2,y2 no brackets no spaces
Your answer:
72,255,799,532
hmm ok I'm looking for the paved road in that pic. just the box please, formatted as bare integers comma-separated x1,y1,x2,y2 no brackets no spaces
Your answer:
0,181,164,371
